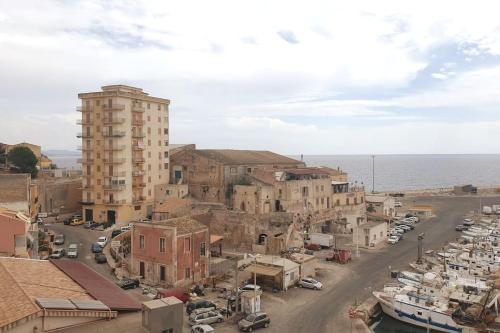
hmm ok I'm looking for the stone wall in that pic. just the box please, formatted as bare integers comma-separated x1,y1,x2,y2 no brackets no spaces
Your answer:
36,178,82,214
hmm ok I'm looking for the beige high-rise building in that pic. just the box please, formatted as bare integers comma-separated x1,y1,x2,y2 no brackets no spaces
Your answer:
77,85,170,224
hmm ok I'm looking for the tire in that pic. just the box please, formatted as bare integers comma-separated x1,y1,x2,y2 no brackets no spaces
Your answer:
217,318,223,323
248,327,253,332
298,284,302,288
264,322,269,328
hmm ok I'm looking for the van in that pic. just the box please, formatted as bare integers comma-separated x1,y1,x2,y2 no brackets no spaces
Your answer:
38,212,48,218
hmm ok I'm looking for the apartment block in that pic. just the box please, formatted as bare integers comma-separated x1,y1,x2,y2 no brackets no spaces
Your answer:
77,85,170,224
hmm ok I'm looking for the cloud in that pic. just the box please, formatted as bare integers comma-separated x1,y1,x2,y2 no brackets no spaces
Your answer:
277,30,299,44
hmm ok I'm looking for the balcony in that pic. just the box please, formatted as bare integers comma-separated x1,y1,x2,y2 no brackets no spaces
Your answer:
102,130,126,137
132,132,145,138
133,182,146,188
104,144,125,151
132,105,145,112
76,119,93,125
102,104,125,111
76,106,92,112
103,199,126,205
76,132,93,138
132,144,145,150
132,157,145,163
103,184,126,191
77,158,94,164
104,171,126,177
77,145,93,151
133,171,145,176
103,158,126,164
132,119,145,126
132,196,146,203
80,184,94,190
103,117,126,125
80,199,95,205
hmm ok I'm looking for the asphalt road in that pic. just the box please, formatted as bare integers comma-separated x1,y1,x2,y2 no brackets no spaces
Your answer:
46,222,116,280
286,195,500,333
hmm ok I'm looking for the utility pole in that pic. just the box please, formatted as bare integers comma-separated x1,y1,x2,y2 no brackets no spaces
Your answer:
417,233,424,264
371,155,375,194
234,258,239,314
355,218,360,258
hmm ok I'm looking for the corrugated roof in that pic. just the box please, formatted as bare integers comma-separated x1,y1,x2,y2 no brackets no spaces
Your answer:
50,260,141,311
195,149,304,166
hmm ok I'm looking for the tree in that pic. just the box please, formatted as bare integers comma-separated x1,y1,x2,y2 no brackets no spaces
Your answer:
0,143,6,165
7,146,38,177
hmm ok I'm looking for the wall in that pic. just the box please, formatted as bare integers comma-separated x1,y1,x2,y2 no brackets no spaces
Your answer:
0,174,30,215
0,214,26,256
175,229,209,286
154,184,189,203
36,178,81,214
352,222,387,247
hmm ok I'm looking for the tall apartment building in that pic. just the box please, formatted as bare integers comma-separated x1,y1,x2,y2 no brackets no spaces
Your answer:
77,85,170,224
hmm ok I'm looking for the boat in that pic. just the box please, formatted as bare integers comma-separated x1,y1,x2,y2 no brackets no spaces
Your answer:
373,290,479,333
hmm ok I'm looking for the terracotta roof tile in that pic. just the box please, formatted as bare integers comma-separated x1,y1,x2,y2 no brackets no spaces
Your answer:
195,149,304,166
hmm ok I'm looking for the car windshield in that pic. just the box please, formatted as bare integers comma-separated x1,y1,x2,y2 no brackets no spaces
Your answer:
69,245,77,249
98,237,105,241
245,314,256,321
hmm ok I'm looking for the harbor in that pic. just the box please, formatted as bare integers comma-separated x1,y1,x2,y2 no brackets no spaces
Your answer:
355,198,500,333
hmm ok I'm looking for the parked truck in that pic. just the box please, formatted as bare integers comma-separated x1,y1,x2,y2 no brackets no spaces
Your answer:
492,205,500,215
306,233,334,248
482,206,493,215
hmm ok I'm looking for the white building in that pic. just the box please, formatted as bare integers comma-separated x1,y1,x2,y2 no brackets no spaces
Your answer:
352,221,387,248
365,194,395,217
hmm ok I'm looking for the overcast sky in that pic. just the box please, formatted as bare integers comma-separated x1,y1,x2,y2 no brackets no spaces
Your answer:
1,1,500,154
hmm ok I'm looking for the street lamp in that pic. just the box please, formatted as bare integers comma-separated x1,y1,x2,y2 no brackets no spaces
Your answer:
248,254,261,313
371,155,375,194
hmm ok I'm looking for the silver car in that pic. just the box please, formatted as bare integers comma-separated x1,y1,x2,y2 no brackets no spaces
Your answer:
67,244,78,258
298,277,323,290
189,311,223,326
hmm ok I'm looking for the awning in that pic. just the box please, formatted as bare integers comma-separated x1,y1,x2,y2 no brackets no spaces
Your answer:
210,234,224,244
244,264,282,277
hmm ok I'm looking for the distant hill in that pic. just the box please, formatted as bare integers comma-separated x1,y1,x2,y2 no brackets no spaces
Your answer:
43,150,80,157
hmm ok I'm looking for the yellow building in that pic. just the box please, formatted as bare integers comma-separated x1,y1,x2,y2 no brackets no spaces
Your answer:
5,142,53,170
77,85,170,224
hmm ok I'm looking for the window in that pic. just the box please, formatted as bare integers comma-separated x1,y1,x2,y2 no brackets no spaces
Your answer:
164,151,169,158
97,179,101,185
159,238,166,253
160,265,166,281
139,235,145,249
147,115,151,121
247,167,252,173
164,163,169,169
200,242,206,256
346,198,350,205
148,139,151,146
185,267,191,279
164,128,168,135
361,197,364,203
321,198,324,205
134,205,141,210
184,237,191,252
158,116,161,122
147,103,150,109
148,176,151,183
139,261,145,277
96,152,100,159
158,140,161,146
321,185,324,192
97,193,101,200
95,100,100,106
230,167,237,174
148,151,151,158
148,189,152,196
157,104,161,110
147,127,151,134
316,185,319,192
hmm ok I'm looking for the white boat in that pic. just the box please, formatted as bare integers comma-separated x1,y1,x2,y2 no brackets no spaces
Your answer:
373,290,478,333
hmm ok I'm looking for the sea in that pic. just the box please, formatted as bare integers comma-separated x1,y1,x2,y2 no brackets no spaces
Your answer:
50,154,500,192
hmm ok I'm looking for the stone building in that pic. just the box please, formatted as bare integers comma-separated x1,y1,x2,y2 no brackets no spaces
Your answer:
130,217,209,288
169,147,305,205
0,173,40,219
76,85,170,225
352,221,387,248
365,194,395,217
34,178,82,215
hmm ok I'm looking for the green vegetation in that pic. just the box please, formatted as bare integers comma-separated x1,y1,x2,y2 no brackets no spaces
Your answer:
7,146,38,177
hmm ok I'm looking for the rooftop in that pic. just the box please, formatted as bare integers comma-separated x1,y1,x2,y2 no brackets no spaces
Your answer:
153,216,208,235
195,149,304,166
365,194,391,203
284,167,331,176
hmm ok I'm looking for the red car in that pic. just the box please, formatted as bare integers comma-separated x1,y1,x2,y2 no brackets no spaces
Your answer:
305,243,321,251
156,288,190,303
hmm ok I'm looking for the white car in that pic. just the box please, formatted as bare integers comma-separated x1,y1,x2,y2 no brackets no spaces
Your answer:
67,244,78,258
238,284,262,293
96,236,108,247
120,225,131,232
394,227,406,234
298,277,323,290
399,225,412,231
395,202,403,207
191,325,215,333
189,311,223,326
387,236,399,244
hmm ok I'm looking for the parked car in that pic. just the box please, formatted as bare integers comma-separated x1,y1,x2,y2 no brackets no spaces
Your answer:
54,234,65,245
189,311,224,326
387,236,399,244
67,244,78,258
94,253,107,264
395,201,403,207
50,248,65,259
117,278,140,290
191,325,215,333
394,227,406,234
36,217,44,225
401,223,415,230
455,224,468,231
156,288,190,303
111,230,122,238
304,243,321,251
398,225,412,232
297,277,323,290
239,284,262,293
186,300,217,315
84,221,99,229
463,218,474,226
96,236,108,247
63,219,71,225
91,243,102,253
70,218,84,226
120,225,132,232
238,312,270,331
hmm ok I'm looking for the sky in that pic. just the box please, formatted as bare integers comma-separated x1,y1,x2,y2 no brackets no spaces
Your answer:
1,0,500,155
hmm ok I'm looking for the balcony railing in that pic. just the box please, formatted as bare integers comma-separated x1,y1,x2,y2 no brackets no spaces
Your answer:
103,117,126,125
132,157,145,163
132,119,145,126
133,182,146,188
103,158,126,164
132,105,145,112
76,106,92,112
103,184,126,191
104,171,126,177
132,132,145,138
80,184,94,190
104,144,125,151
103,199,127,205
133,171,145,176
132,144,144,150
77,158,94,164
76,132,93,138
132,196,146,203
77,145,93,151
102,104,125,111
76,119,93,125
102,130,126,137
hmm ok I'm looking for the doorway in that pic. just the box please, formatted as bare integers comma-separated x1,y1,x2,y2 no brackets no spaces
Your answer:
85,209,93,222
107,210,116,225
